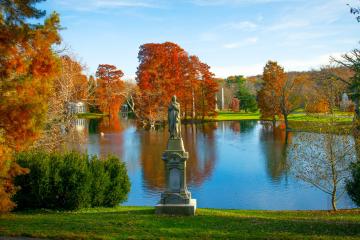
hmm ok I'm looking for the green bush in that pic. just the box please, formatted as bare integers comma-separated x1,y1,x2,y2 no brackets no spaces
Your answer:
14,151,130,210
104,156,131,207
346,162,360,207
89,156,111,207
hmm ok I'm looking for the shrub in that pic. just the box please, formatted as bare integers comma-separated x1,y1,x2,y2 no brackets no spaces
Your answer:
103,156,131,207
89,156,111,207
14,151,130,210
305,99,329,113
346,162,360,207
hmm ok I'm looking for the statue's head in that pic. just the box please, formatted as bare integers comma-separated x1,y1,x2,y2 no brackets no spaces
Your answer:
172,95,177,102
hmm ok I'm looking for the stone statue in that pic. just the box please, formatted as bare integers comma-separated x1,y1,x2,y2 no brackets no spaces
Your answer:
156,95,196,216
168,96,181,138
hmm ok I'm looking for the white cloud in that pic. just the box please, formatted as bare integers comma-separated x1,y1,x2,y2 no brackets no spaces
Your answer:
223,21,258,30
58,0,163,11
211,52,344,78
199,32,219,42
191,0,302,6
267,20,309,31
211,64,264,78
94,0,156,8
281,52,343,71
223,37,258,49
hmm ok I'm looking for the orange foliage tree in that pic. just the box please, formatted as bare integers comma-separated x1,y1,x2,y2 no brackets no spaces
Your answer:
136,42,218,123
305,98,330,113
258,61,286,126
258,61,307,130
0,0,61,212
33,55,90,152
95,64,126,118
279,73,308,130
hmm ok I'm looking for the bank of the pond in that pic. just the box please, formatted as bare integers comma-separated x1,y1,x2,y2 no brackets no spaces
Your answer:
211,111,354,133
1,207,360,239
77,112,108,119
78,111,354,123
214,111,353,122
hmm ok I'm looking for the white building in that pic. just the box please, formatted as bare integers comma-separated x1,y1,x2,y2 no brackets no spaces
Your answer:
67,101,86,114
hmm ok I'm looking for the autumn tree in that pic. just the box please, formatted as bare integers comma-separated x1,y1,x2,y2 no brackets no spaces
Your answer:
191,56,218,120
258,61,286,126
33,55,89,151
229,98,240,112
0,0,61,212
258,61,308,130
136,42,218,124
136,42,187,123
307,66,350,114
279,73,308,131
95,64,126,118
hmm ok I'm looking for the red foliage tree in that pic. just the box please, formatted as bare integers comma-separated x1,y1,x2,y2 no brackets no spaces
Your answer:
136,42,218,123
230,98,240,112
95,64,126,118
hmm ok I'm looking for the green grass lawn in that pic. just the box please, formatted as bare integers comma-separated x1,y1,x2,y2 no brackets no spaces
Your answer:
1,207,360,239
214,110,354,123
214,111,261,121
76,112,108,119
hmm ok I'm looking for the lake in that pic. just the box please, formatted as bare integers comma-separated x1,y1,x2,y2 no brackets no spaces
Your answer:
80,117,356,210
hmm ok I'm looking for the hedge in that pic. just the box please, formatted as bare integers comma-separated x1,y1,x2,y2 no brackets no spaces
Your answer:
14,151,130,210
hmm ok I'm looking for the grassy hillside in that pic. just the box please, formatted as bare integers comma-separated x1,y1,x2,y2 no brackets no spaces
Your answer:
1,207,360,239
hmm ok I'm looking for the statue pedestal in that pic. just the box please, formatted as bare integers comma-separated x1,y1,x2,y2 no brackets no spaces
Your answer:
155,138,197,216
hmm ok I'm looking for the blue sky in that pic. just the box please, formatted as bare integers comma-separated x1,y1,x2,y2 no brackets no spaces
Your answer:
40,0,360,79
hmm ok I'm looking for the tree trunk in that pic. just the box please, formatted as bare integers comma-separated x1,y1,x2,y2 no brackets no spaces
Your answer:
272,116,276,128
331,190,337,211
284,113,289,132
285,131,289,144
331,150,337,211
192,90,196,119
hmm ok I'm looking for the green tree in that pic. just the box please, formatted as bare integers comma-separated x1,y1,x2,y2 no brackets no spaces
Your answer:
346,162,360,207
226,75,257,112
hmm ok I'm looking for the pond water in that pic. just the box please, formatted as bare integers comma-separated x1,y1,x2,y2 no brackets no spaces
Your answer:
81,117,356,210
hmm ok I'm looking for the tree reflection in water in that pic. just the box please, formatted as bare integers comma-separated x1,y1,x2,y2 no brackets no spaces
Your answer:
83,118,357,209
97,115,124,157
229,121,257,133
260,121,292,182
138,123,218,191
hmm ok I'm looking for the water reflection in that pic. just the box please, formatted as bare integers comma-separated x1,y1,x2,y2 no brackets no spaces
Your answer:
137,123,218,191
84,117,356,210
229,120,257,133
259,122,291,182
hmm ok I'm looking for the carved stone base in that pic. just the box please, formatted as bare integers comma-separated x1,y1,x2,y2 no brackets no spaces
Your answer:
160,190,191,204
155,199,197,216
